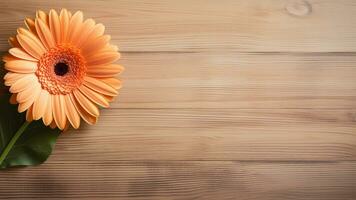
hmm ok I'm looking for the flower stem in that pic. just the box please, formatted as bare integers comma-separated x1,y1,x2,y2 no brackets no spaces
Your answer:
0,121,30,165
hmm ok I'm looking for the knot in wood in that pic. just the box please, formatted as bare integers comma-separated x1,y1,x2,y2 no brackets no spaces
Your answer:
286,0,312,17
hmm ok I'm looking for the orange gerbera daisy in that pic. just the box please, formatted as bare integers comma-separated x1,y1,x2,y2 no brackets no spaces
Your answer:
2,9,123,130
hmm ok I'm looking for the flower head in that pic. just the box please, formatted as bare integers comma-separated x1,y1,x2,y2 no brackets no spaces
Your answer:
3,9,123,130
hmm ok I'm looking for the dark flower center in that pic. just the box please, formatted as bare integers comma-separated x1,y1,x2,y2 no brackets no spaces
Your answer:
54,62,69,76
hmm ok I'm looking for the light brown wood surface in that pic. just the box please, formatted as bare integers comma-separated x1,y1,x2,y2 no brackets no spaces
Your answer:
1,0,356,199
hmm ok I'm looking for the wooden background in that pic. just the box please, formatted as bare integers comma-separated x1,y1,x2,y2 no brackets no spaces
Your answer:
1,0,356,199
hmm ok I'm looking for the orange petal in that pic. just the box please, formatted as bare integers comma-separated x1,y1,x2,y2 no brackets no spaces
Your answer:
43,94,53,126
87,64,124,77
72,89,100,117
33,89,49,120
89,23,105,38
103,95,115,102
107,44,119,52
64,95,80,129
100,78,123,90
79,85,109,108
8,36,21,48
79,23,105,47
52,95,67,130
36,10,49,26
62,122,70,132
17,29,46,59
17,28,43,44
26,105,34,122
59,8,70,43
5,60,37,73
84,76,119,96
67,11,83,43
3,53,18,62
4,72,26,86
24,18,37,35
74,18,95,47
35,18,55,49
18,83,41,113
17,81,40,103
49,120,57,129
49,9,61,44
9,74,37,93
86,51,120,67
94,44,119,54
81,35,110,56
9,48,37,61
68,11,72,19
17,87,33,103
9,94,18,105
70,93,97,125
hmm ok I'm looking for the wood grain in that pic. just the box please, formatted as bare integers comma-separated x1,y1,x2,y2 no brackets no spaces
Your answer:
117,52,356,109
50,108,356,161
1,0,356,199
1,161,356,200
1,0,356,52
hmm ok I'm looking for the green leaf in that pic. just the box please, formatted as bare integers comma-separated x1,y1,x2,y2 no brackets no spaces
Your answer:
0,72,61,169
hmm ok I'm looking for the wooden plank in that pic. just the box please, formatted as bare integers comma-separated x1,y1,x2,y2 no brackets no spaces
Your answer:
5,52,356,109
1,0,356,52
0,161,355,200
46,108,356,161
0,1,356,199
115,52,356,109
